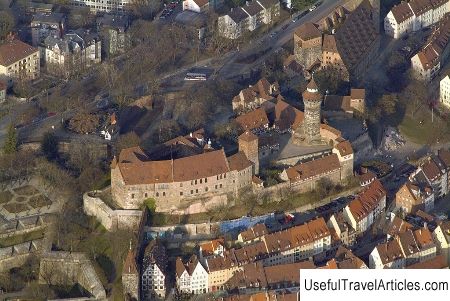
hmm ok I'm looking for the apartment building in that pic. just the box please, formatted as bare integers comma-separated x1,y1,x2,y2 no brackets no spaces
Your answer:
343,179,386,234
199,239,227,263
183,0,210,13
384,0,450,39
237,224,269,245
440,74,450,108
411,13,450,81
205,253,241,292
96,14,130,57
369,228,437,268
261,218,332,266
70,0,129,13
176,255,209,294
433,221,450,265
395,181,434,213
41,29,101,77
31,12,66,47
0,38,40,83
218,0,280,39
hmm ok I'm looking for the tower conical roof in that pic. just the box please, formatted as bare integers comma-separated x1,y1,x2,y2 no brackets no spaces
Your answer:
303,78,323,102
307,77,319,91
123,247,138,275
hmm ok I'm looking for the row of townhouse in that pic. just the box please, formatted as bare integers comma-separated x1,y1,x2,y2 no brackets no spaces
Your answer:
384,0,450,39
369,225,437,269
173,217,331,293
411,13,450,81
218,0,280,40
342,179,387,235
396,149,450,214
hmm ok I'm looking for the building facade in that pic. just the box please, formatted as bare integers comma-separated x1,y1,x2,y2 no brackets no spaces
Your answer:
411,13,450,82
41,30,101,77
440,74,450,108
176,255,209,294
111,146,253,211
141,240,168,300
96,14,130,57
31,12,66,47
122,246,139,301
70,0,129,13
183,0,210,13
384,0,450,39
217,0,280,39
0,38,40,84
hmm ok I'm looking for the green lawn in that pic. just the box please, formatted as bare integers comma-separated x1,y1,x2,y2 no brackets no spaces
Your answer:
0,229,46,248
399,111,449,145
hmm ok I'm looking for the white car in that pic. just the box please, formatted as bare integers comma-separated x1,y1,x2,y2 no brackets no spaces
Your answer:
309,5,317,11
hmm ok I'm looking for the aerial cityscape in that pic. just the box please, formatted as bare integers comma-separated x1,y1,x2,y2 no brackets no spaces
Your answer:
0,0,449,300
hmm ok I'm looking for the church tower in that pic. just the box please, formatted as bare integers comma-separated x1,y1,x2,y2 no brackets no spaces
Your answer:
239,131,259,175
294,78,324,145
122,243,139,301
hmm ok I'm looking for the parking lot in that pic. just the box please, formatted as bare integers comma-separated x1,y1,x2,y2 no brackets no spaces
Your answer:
159,1,181,22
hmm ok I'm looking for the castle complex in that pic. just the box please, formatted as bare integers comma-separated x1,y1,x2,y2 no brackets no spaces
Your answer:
110,79,354,212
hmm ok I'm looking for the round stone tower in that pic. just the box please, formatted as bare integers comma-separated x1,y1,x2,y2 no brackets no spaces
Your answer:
294,78,324,145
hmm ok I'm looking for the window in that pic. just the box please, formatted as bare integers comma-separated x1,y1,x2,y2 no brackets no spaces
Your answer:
195,179,197,184
163,192,166,196
205,187,208,192
191,190,194,194
180,192,183,196
131,193,135,199
145,193,148,198
205,178,208,183
196,189,198,193
156,192,159,197
219,184,223,188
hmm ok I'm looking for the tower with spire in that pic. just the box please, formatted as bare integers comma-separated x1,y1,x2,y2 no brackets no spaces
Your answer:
294,77,326,146
122,241,139,300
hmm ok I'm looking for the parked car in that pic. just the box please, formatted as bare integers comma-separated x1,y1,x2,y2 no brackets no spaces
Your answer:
309,5,317,11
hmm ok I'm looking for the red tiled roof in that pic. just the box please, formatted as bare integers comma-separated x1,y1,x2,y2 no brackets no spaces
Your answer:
0,39,38,67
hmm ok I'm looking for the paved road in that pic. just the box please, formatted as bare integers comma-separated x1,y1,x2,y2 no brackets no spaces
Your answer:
162,0,348,87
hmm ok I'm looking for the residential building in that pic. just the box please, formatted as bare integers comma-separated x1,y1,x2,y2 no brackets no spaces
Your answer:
0,81,6,102
122,246,139,301
384,0,450,39
343,179,386,234
183,0,210,13
141,240,168,299
261,218,332,266
369,237,406,269
217,0,280,39
358,170,377,187
369,228,437,268
411,13,450,81
331,245,368,269
31,12,66,47
395,181,434,213
225,260,316,293
440,74,450,108
176,255,209,294
432,221,450,265
70,0,129,13
41,30,101,77
293,22,322,71
199,238,226,263
385,214,413,240
232,78,279,113
237,224,269,245
438,148,450,189
0,38,40,83
205,252,241,291
96,14,130,57
413,155,448,198
327,212,357,248
407,254,449,268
